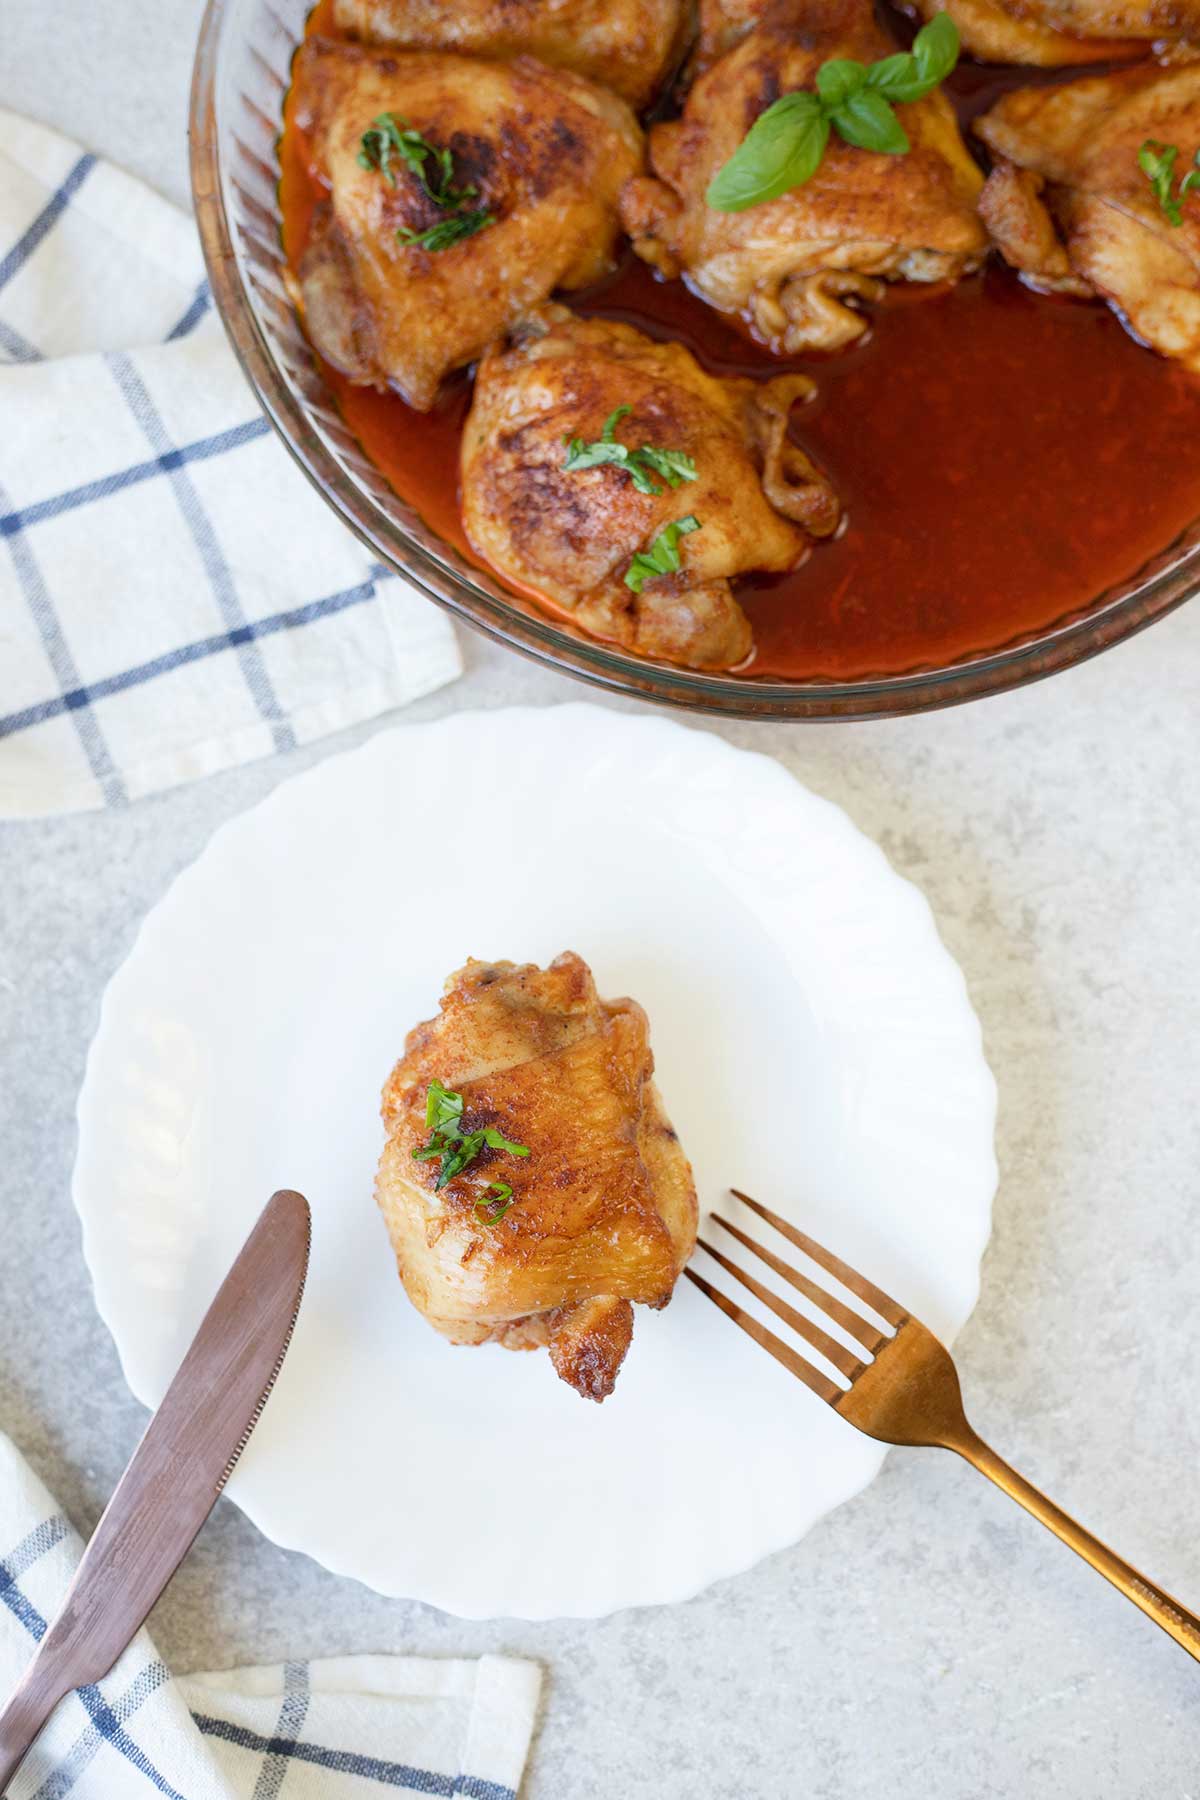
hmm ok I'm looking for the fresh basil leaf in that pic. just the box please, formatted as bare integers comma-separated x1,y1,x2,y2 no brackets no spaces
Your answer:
563,438,633,474
481,1127,530,1156
706,92,830,211
865,51,917,99
830,89,910,155
912,13,960,87
707,21,957,211
867,17,958,101
397,210,494,252
625,515,701,593
816,59,867,108
1140,139,1183,225
359,113,478,210
563,434,659,490
435,1134,478,1189
563,419,695,496
637,446,698,489
413,1082,530,1193
425,1079,463,1131
475,1182,513,1225
1139,139,1175,182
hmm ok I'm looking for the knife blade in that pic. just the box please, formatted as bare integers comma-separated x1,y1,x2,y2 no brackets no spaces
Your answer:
0,1187,310,1792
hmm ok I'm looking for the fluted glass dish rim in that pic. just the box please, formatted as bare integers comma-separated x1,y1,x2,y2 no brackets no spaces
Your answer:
188,0,1200,721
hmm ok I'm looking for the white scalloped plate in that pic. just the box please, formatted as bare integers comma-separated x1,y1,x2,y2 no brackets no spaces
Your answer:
74,704,996,1619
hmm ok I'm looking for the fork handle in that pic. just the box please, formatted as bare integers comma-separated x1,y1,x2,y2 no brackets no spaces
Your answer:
956,1430,1200,1661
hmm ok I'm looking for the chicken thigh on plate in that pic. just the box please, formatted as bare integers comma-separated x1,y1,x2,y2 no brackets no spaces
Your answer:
376,953,698,1402
291,37,642,410
621,0,987,356
330,0,692,110
460,303,841,669
977,63,1200,370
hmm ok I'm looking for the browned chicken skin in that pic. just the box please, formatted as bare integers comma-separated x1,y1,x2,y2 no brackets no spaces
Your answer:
291,37,642,410
621,0,987,356
977,64,1200,370
460,303,840,669
375,954,698,1401
693,0,772,64
910,0,1197,68
331,0,692,109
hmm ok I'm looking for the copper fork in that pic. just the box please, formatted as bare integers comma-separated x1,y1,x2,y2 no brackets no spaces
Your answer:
688,1190,1200,1661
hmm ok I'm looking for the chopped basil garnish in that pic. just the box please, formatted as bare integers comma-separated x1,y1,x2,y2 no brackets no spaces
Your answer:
397,210,494,252
358,114,476,208
475,1182,514,1225
412,1080,529,1201
358,114,496,251
625,515,701,593
564,406,698,496
1140,138,1200,228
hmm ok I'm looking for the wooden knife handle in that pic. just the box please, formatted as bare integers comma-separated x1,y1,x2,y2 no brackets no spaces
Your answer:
0,1629,75,1793
0,1191,310,1795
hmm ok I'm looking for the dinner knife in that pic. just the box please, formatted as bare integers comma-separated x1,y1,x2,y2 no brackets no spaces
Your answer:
0,1187,310,1793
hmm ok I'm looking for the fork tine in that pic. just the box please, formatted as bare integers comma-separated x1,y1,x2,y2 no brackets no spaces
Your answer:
730,1190,907,1329
697,1235,864,1379
683,1267,842,1403
711,1214,891,1357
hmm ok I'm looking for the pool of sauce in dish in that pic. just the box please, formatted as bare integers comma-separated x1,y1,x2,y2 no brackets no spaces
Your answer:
280,5,1200,681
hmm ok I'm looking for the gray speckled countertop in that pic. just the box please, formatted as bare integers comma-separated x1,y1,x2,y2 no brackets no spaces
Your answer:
3,6,1200,1793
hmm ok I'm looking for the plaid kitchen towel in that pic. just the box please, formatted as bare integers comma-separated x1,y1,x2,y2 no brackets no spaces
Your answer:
0,109,462,820
0,1435,540,1799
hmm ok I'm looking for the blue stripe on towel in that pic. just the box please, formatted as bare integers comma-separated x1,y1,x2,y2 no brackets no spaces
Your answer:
0,316,42,362
0,419,271,540
0,153,96,294
251,1659,311,1800
0,477,127,805
192,1715,518,1800
0,1522,184,1799
105,350,296,754
0,573,379,739
33,1666,185,1800
165,279,212,341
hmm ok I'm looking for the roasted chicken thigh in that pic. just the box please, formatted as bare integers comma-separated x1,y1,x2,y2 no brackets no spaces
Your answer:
376,954,698,1401
330,0,691,109
460,303,840,668
977,64,1200,370
910,0,1196,68
291,37,642,410
621,0,987,355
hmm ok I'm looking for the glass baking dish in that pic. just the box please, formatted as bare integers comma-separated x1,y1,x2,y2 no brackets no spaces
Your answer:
189,0,1200,719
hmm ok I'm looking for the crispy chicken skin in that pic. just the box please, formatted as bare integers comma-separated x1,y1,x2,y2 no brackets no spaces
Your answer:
331,0,691,110
693,0,771,64
977,64,1200,370
460,303,839,669
291,37,642,411
375,954,698,1402
909,0,1195,69
621,0,987,356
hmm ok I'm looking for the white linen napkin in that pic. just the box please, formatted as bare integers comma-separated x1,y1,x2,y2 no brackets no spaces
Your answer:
0,109,462,820
0,1435,540,1799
